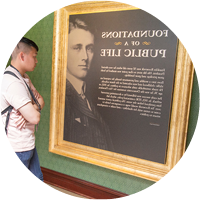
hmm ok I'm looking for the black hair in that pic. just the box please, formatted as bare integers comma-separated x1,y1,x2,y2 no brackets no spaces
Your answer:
19,37,39,52
68,15,96,36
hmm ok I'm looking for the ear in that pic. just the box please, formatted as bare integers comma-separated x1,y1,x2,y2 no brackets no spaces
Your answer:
19,52,25,62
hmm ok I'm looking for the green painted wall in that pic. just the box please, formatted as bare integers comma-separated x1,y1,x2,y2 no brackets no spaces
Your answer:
24,12,199,195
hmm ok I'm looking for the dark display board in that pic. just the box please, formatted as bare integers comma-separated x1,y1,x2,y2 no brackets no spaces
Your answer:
65,9,177,164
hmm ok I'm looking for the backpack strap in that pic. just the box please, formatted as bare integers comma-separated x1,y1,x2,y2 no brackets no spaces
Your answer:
1,105,14,134
1,70,41,134
23,77,41,112
9,65,41,112
4,71,20,80
1,71,20,134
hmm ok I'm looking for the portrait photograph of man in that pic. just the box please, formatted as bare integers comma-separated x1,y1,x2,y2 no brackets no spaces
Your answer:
63,15,114,152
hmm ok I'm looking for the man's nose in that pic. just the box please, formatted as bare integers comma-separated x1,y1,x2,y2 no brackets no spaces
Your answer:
81,48,88,60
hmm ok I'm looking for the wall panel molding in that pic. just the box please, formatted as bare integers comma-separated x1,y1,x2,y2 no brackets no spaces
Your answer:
41,167,128,199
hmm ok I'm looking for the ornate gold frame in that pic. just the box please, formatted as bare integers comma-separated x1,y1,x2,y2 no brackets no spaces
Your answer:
49,1,194,182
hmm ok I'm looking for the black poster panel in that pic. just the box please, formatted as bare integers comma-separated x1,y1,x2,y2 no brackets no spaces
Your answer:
64,9,177,164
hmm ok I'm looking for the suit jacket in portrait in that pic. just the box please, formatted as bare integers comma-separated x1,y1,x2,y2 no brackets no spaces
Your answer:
64,80,114,152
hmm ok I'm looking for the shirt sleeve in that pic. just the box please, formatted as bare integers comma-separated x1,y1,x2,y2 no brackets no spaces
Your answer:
5,81,31,110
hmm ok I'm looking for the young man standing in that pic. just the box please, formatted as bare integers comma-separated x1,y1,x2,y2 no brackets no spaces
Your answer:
1,37,45,181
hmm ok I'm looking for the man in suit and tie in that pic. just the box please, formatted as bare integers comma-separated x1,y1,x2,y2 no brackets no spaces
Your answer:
64,16,114,152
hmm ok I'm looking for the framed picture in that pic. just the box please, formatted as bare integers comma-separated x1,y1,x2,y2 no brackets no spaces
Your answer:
49,1,194,181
